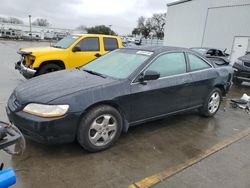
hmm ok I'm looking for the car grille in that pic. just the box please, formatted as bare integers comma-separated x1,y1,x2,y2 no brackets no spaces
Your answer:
8,93,22,112
244,62,250,68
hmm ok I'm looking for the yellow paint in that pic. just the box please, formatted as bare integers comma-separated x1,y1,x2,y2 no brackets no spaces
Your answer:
19,34,123,70
129,127,250,188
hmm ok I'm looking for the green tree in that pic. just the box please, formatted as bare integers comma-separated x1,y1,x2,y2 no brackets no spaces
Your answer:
132,28,140,36
86,25,116,35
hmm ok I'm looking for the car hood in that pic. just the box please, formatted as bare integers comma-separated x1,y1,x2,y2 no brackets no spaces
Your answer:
14,69,117,105
18,46,64,56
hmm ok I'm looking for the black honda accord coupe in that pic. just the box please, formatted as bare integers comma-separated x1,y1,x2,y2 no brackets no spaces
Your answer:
6,46,233,152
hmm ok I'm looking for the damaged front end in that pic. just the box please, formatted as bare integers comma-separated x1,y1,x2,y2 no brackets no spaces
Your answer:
15,50,36,79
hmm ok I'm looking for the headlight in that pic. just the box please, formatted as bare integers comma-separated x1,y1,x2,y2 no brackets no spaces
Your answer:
23,103,69,118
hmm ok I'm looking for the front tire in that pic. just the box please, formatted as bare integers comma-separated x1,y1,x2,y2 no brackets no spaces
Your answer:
37,63,63,76
77,105,123,152
200,88,222,117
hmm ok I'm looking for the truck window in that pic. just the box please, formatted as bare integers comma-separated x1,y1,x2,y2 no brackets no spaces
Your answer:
104,38,118,51
77,37,100,51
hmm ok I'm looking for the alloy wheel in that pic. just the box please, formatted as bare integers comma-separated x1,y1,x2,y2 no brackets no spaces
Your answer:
208,91,220,114
88,114,117,147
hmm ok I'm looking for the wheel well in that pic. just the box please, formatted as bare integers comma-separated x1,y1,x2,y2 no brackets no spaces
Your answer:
215,85,226,96
78,101,129,133
38,60,65,70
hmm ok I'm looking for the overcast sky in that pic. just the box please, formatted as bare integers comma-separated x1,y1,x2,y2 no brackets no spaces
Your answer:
0,0,178,34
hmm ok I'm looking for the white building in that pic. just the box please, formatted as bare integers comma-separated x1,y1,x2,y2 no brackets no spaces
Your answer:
164,0,250,63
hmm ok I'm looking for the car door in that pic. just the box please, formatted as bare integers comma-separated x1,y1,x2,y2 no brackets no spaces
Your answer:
130,52,193,122
70,37,103,67
187,52,218,107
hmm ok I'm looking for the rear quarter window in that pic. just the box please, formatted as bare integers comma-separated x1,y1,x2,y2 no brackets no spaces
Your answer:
104,38,118,51
188,53,211,71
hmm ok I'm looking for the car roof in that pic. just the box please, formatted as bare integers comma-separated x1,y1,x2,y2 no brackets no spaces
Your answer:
73,34,119,38
124,45,188,54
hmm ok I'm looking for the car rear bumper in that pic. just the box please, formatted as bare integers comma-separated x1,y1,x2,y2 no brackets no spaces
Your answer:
15,58,36,79
6,106,81,144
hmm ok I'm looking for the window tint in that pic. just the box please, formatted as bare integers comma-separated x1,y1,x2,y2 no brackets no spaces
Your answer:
147,53,186,78
104,38,118,51
77,37,99,51
188,53,211,71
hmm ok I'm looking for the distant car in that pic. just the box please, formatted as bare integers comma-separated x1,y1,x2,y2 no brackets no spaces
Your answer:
191,47,230,65
15,34,123,78
135,37,142,45
232,52,250,84
7,46,233,152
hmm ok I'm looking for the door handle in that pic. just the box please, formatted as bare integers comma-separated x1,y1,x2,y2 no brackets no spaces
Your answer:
95,53,102,58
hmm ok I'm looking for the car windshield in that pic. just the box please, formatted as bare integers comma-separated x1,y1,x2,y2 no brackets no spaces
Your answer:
52,35,80,49
191,48,207,55
83,49,152,79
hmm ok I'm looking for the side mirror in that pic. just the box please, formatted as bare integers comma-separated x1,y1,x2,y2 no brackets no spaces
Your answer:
139,70,160,82
72,46,81,52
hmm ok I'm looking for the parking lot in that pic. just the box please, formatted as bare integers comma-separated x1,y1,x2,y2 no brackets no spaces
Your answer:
0,40,250,188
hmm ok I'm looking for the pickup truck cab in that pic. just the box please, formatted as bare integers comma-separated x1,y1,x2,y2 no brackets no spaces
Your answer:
15,34,123,78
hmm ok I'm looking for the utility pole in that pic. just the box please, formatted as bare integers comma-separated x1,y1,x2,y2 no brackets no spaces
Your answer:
29,15,32,40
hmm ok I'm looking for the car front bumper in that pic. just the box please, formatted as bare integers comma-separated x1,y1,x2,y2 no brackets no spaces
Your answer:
233,64,250,82
15,57,36,79
6,106,81,144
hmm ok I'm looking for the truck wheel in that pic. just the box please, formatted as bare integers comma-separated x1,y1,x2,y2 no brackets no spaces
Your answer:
37,63,62,76
77,105,123,152
199,88,222,117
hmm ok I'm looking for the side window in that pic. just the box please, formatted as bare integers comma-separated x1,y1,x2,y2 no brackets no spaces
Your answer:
188,53,211,71
76,37,99,51
104,38,118,51
146,53,186,78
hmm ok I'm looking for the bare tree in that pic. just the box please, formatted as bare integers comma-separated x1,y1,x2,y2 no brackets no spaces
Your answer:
0,17,23,24
132,13,166,39
132,16,155,38
151,13,166,39
32,18,50,27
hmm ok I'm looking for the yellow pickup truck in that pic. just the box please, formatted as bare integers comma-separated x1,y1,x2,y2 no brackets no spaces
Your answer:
15,34,123,78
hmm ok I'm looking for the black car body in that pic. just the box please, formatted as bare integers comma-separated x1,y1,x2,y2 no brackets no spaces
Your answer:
190,47,230,65
232,52,250,84
6,46,233,151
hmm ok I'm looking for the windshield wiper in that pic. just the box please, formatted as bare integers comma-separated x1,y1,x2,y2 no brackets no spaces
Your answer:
83,69,106,78
52,45,63,49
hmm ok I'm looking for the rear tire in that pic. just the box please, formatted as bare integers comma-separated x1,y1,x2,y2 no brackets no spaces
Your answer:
37,63,63,76
77,105,123,152
199,88,222,117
